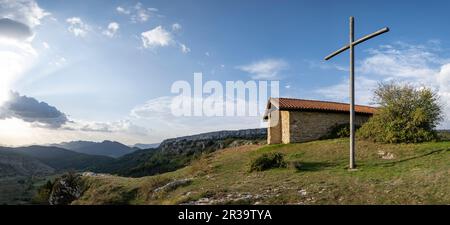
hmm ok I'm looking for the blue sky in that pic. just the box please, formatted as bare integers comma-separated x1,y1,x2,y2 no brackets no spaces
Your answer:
1,0,450,146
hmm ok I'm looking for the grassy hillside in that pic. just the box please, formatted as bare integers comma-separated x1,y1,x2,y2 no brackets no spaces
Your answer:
0,149,55,178
72,139,450,205
0,149,56,204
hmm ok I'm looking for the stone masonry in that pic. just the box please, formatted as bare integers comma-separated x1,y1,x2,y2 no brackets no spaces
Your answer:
268,110,372,144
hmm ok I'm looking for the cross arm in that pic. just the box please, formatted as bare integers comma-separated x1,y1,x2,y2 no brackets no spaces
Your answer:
324,27,389,60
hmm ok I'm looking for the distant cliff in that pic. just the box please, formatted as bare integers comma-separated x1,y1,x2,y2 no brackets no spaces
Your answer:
159,128,266,154
161,128,266,143
96,128,266,177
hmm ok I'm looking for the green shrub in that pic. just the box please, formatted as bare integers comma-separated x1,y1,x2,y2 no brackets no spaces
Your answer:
48,172,84,205
358,82,443,143
321,123,361,139
32,180,54,205
250,152,287,172
437,130,450,141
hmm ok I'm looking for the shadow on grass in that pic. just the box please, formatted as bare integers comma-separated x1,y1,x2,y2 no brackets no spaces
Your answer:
292,161,337,172
370,148,449,167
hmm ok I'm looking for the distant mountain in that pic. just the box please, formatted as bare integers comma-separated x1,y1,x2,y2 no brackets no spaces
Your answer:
51,141,96,151
51,140,134,158
133,143,160,149
9,146,115,171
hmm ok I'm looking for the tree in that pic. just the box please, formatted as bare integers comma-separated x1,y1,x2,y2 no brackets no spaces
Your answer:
358,82,443,143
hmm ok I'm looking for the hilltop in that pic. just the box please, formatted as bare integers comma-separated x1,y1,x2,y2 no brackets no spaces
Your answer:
69,138,449,205
51,140,135,158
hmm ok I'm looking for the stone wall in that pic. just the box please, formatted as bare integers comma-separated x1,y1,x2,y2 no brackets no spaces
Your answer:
267,110,281,144
281,111,291,144
288,111,371,143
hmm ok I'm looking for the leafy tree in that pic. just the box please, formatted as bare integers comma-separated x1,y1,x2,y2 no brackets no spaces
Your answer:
358,82,443,143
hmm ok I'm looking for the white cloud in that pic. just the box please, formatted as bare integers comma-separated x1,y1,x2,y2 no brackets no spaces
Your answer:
102,22,119,38
0,37,37,104
0,91,151,145
131,96,173,119
306,59,348,72
0,118,149,146
0,91,68,128
132,10,187,54
179,43,190,53
0,2,42,104
316,41,450,128
237,59,289,79
116,6,130,15
0,18,32,40
66,17,89,37
359,44,441,78
0,93,151,145
66,119,149,136
172,23,182,31
48,56,67,67
316,76,379,105
0,0,50,28
133,3,157,23
205,52,210,57
130,96,266,139
42,41,49,49
116,2,159,23
141,26,173,48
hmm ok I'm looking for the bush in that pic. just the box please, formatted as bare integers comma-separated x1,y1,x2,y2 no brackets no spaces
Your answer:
321,123,361,139
358,82,443,143
48,172,84,205
437,130,450,141
32,180,54,205
250,152,287,172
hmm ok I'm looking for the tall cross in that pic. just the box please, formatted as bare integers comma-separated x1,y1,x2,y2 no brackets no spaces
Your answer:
324,17,389,169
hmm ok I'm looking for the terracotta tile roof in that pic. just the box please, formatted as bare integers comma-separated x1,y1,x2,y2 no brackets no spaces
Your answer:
264,98,377,119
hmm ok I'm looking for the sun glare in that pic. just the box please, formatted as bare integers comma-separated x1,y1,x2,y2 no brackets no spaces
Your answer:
0,37,36,105
0,118,34,146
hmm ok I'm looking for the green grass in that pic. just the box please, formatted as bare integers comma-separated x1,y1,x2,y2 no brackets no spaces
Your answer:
73,139,450,205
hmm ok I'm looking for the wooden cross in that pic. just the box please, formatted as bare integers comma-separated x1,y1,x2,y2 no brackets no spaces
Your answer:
325,17,389,169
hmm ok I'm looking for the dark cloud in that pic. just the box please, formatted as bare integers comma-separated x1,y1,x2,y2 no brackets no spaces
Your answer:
0,92,68,128
0,18,32,40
